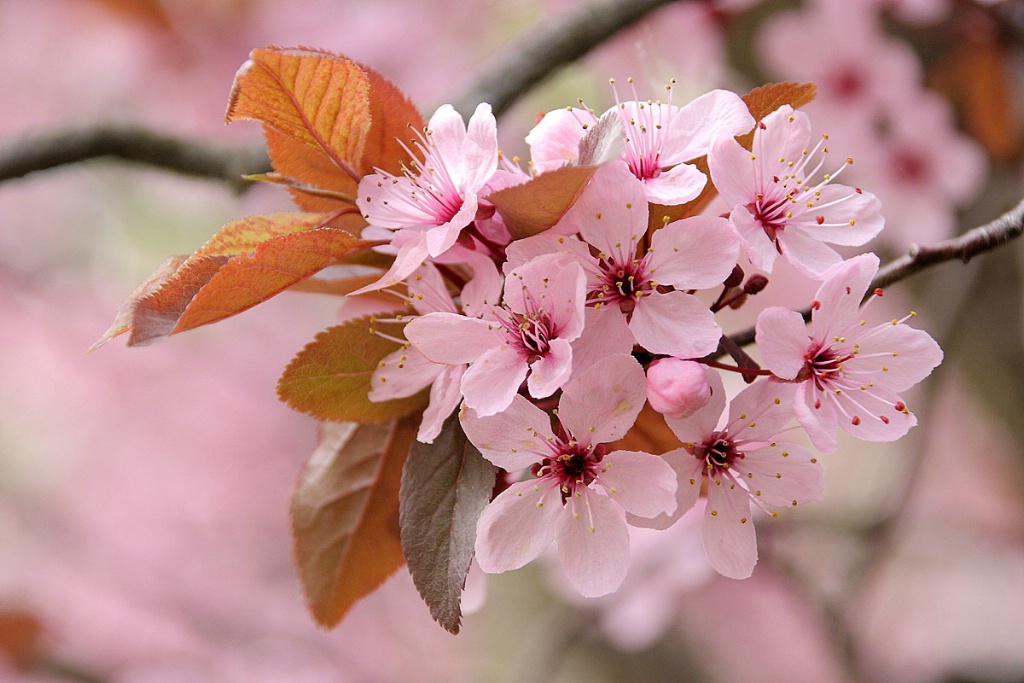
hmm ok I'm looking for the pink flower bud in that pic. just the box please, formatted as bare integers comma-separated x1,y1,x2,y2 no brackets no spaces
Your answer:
645,358,712,420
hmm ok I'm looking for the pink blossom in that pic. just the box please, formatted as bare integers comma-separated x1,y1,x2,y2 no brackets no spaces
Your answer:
356,102,498,291
660,368,825,578
525,85,753,205
509,162,739,359
709,104,884,278
369,262,501,442
404,253,586,417
460,355,677,597
755,253,943,452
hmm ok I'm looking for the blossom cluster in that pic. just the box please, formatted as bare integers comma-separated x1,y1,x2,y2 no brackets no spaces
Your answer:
355,85,942,596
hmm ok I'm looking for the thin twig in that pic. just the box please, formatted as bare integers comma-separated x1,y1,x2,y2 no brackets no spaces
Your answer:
447,0,697,118
0,124,269,191
723,195,1024,353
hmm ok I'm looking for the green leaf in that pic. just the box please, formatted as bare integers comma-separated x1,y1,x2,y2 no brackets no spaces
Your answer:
277,318,427,423
399,415,496,634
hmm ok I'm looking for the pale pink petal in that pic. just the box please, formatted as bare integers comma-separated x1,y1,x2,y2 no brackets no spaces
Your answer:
407,264,458,315
556,490,631,597
647,215,740,289
729,205,778,273
504,254,586,341
569,307,634,379
732,444,824,509
725,379,797,443
460,395,555,471
459,345,528,417
458,252,503,317
755,307,811,380
460,103,499,190
810,253,879,340
641,162,707,206
664,367,727,443
754,105,812,166
561,162,647,257
707,135,756,208
475,479,561,573
832,384,918,442
351,229,430,294
629,290,721,358
526,337,574,399
801,184,884,246
424,194,478,256
417,365,465,443
794,381,839,453
628,448,704,530
503,232,593,272
662,89,754,163
777,229,845,279
369,347,443,402
703,476,758,579
526,106,595,172
405,312,497,364
847,323,943,392
557,354,647,446
598,450,677,519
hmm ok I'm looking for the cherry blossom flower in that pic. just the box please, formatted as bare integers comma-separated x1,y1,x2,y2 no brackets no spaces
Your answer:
755,253,943,452
404,252,586,417
460,355,677,597
369,260,499,442
709,104,884,278
508,162,739,359
526,84,753,205
356,102,498,291
660,368,825,578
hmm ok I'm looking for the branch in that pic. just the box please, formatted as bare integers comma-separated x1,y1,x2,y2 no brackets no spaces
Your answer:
724,195,1024,352
0,124,269,191
447,0,695,118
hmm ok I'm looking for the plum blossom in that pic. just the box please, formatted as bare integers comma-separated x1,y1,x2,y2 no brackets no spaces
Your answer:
404,253,585,416
660,368,825,578
508,162,740,359
755,253,943,452
460,355,677,597
709,104,884,278
356,102,498,291
526,84,753,205
369,260,499,442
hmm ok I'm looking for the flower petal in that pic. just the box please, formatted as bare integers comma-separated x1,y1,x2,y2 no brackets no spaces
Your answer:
459,344,528,416
628,448,704,530
647,215,740,290
703,475,758,579
663,89,754,162
405,312,497,364
460,395,556,471
558,354,647,445
556,490,631,597
732,443,824,509
629,290,721,358
641,162,707,206
664,365,726,443
598,450,677,519
475,479,561,573
810,253,879,340
526,336,573,399
755,306,810,380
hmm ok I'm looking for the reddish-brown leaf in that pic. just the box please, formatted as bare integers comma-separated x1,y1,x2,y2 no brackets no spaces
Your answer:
96,213,374,348
648,82,817,229
277,318,427,423
173,227,369,334
359,63,424,177
0,610,43,667
488,165,599,239
291,419,417,628
227,47,372,211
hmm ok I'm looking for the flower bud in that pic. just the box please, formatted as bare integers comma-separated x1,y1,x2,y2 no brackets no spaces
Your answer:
645,358,712,420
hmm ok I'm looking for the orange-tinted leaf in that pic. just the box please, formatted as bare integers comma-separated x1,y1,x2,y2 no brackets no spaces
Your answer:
488,165,599,239
192,211,338,258
277,318,427,423
92,253,192,349
360,63,424,177
227,47,372,210
173,227,370,334
648,82,816,229
291,419,417,628
608,403,682,454
0,610,43,667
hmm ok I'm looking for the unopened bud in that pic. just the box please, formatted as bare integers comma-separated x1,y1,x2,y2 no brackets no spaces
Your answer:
723,264,744,289
646,358,712,420
743,274,769,295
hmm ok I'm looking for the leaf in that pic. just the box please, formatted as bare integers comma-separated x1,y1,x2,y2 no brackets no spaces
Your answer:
359,62,425,177
488,165,599,239
291,419,417,628
648,81,817,229
0,610,42,667
399,415,496,634
277,318,428,423
227,47,370,212
95,213,374,348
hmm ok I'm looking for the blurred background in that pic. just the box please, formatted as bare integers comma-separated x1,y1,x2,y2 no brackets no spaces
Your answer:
1,0,1023,681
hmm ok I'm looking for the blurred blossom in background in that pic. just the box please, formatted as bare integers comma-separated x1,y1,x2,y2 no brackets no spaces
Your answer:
2,0,1023,681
